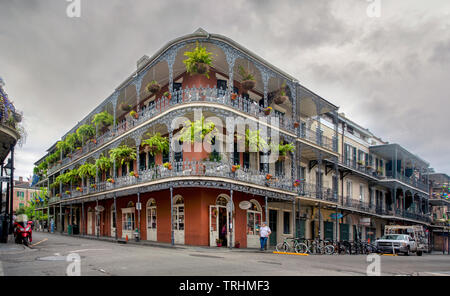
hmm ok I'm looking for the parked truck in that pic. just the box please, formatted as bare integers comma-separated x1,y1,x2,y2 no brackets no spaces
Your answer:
376,225,429,256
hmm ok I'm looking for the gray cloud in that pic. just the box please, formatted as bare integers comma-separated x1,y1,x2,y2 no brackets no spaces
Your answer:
0,0,449,178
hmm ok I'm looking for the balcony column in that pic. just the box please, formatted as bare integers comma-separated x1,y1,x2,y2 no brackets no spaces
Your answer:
392,186,397,215
292,199,296,239
169,126,174,163
81,201,84,236
318,152,323,199
224,51,236,94
111,92,119,133
170,186,174,246
59,203,62,233
70,204,73,235
135,74,144,113
334,158,339,200
229,189,233,249
402,188,405,216
314,99,322,147
262,71,270,108
113,194,118,240
333,111,339,152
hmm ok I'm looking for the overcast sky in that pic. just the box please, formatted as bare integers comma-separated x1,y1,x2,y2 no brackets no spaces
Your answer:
0,0,449,179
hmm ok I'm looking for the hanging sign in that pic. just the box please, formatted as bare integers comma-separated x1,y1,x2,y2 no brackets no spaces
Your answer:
136,202,142,210
95,205,105,212
330,213,343,220
239,201,251,210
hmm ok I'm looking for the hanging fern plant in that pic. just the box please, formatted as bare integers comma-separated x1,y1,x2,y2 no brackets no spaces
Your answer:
183,42,213,79
92,111,113,130
109,145,137,168
77,163,96,179
95,154,113,173
178,116,217,144
141,133,169,156
76,124,95,143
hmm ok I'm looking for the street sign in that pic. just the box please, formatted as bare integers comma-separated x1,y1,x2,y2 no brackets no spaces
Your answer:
136,202,142,210
227,202,234,212
0,176,10,183
330,213,343,220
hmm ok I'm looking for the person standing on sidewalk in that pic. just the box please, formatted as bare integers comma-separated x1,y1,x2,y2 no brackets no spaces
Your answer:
259,222,271,251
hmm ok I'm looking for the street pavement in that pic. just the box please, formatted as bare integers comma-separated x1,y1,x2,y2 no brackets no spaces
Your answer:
1,232,449,276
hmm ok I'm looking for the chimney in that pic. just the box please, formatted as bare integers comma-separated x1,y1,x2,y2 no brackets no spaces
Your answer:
19,176,23,182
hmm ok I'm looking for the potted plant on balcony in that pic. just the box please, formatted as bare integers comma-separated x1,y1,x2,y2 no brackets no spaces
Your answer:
294,179,301,187
163,162,173,170
243,129,268,153
90,184,97,189
273,142,295,161
92,111,113,132
357,160,364,166
216,238,223,247
266,174,272,180
163,91,172,100
274,82,288,105
231,164,240,172
130,110,139,119
95,154,112,176
231,93,238,100
129,171,139,178
263,106,272,116
120,103,132,112
183,41,213,78
65,190,71,195
107,178,115,184
76,187,82,192
294,122,300,128
141,132,169,156
238,65,256,92
109,145,137,172
146,80,161,95
178,116,217,146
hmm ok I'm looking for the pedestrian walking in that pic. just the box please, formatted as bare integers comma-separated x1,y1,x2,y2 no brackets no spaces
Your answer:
259,222,271,251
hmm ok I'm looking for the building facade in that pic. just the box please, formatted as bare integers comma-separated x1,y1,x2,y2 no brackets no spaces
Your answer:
34,29,434,248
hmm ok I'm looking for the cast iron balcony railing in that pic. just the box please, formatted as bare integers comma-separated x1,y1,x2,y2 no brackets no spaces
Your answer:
384,170,428,192
56,160,296,201
297,182,337,203
339,157,384,178
47,87,338,176
298,123,334,152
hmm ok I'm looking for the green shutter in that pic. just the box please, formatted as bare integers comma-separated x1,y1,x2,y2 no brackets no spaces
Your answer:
324,222,334,241
340,224,350,241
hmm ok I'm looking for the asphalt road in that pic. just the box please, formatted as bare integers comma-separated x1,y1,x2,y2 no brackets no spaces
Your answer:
1,232,449,276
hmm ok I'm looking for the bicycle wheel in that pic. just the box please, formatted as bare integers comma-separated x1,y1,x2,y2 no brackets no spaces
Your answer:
276,242,290,252
325,245,335,255
295,243,309,254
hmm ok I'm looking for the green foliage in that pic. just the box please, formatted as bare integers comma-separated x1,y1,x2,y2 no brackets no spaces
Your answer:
141,133,169,156
272,142,295,156
209,151,222,162
92,111,113,129
56,140,70,155
109,145,137,167
238,65,255,81
46,151,60,166
95,154,113,172
280,82,287,96
65,133,80,150
183,42,213,78
77,163,96,179
76,124,95,141
178,116,217,144
242,129,268,152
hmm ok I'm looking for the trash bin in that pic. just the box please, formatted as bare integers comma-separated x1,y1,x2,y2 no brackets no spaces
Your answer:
73,224,79,235
68,225,73,235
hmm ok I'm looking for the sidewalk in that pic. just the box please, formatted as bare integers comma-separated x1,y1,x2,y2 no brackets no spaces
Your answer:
44,231,273,254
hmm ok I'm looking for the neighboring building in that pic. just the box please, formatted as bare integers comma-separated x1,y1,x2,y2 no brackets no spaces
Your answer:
34,29,434,248
12,177,42,213
428,173,450,252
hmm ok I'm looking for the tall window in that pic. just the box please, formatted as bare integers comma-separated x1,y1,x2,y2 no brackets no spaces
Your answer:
148,152,155,168
283,211,291,234
139,152,146,171
346,180,352,199
359,184,364,202
275,160,284,176
173,196,184,231
147,199,157,229
247,200,262,235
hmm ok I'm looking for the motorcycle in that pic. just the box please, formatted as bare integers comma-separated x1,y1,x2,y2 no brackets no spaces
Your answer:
13,214,33,246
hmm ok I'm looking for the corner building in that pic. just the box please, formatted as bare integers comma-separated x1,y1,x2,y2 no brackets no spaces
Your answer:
35,29,432,248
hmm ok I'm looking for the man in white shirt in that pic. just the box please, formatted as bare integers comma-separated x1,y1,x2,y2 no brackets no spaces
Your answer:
259,222,271,251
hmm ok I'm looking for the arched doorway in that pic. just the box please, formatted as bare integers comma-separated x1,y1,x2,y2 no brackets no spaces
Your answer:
209,194,234,247
173,195,184,244
246,199,262,248
146,198,157,241
121,201,135,239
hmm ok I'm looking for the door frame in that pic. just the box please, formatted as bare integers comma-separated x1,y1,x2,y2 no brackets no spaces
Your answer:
146,198,157,241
